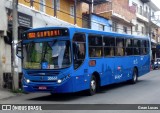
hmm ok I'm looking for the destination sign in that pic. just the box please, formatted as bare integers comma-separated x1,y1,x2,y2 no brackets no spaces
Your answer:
27,29,69,39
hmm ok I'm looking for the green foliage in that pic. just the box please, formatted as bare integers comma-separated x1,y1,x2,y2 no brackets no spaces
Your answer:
11,89,24,94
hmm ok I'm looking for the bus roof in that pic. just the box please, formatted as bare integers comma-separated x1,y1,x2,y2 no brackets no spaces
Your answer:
26,26,150,40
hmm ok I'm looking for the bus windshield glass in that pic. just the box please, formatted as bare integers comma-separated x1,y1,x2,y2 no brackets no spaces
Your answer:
23,40,71,69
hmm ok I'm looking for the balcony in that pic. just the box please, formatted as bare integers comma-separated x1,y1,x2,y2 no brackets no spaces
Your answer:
136,7,149,23
111,2,136,22
94,2,136,22
141,0,150,3
77,0,109,4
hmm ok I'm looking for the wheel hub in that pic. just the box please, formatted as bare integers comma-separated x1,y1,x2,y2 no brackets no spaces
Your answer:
91,80,96,91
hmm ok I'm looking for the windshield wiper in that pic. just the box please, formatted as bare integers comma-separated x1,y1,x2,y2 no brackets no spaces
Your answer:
28,41,35,62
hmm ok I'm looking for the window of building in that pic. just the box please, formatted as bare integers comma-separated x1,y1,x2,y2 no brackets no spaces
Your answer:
40,0,45,12
88,35,103,57
146,6,148,12
132,2,138,13
135,24,138,32
140,6,142,15
142,27,144,34
152,11,154,17
70,5,74,17
52,0,60,10
98,24,105,31
123,26,127,34
145,6,148,17
112,22,117,32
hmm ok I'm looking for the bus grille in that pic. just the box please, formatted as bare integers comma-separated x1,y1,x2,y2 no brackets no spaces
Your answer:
27,71,60,76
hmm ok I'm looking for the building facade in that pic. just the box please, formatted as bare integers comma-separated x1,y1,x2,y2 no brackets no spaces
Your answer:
93,0,160,60
83,13,111,32
18,0,82,27
94,0,136,34
128,0,159,60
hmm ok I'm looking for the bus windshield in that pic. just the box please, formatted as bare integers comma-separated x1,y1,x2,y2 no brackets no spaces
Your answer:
23,40,71,69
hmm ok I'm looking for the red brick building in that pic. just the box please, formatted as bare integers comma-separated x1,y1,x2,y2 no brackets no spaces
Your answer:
94,0,136,34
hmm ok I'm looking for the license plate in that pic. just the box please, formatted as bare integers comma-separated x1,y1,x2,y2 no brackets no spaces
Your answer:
38,86,47,90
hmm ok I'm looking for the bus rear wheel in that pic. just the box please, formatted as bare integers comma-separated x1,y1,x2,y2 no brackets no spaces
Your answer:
130,68,138,84
87,75,97,96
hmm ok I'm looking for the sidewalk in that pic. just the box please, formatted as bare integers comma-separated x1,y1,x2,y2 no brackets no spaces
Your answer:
0,89,15,100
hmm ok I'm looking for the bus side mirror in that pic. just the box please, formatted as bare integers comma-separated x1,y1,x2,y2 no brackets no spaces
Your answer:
16,41,23,59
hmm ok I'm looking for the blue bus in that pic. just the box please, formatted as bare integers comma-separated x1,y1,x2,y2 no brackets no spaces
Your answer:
17,27,150,95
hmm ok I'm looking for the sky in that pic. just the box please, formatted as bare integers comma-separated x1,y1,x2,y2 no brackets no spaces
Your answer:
152,0,160,14
151,0,160,26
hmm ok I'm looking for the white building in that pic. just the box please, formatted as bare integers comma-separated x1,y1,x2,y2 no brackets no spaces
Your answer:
129,0,160,59
129,0,159,37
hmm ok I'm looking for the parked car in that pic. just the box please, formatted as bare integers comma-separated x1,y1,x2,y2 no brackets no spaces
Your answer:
153,58,160,69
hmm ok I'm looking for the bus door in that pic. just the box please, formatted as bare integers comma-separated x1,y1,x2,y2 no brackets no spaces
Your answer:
114,38,125,82
103,36,116,85
72,33,88,91
103,57,115,85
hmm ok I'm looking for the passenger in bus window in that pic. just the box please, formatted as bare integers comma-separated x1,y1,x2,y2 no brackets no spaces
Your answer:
95,48,102,57
90,48,96,57
110,48,114,56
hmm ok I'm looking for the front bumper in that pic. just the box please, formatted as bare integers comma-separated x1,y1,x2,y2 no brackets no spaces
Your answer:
22,77,73,93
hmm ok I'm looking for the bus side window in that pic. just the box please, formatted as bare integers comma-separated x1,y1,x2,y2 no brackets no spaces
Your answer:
125,39,133,55
133,39,141,55
89,47,102,57
116,38,124,56
141,40,147,55
103,36,115,57
88,35,103,57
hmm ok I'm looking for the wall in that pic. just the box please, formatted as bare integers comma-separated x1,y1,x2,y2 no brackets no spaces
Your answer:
19,0,82,27
117,23,132,34
132,20,146,36
91,14,111,32
0,0,10,88
112,0,136,22
0,0,8,32
94,0,136,22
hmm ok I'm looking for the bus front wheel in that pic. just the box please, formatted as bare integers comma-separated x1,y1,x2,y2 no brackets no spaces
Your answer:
87,75,97,96
130,68,138,84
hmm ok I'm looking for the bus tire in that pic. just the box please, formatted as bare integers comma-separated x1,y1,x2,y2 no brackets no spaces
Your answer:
87,75,97,96
130,68,138,84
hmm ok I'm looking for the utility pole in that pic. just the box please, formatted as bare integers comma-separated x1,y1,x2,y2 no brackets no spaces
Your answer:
89,2,92,29
0,46,3,89
12,0,19,90
91,0,94,13
74,0,77,25
54,0,57,17
148,2,152,61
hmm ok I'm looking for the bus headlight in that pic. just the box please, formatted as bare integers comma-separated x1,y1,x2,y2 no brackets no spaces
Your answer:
57,79,62,84
24,77,30,84
26,79,30,83
57,75,70,84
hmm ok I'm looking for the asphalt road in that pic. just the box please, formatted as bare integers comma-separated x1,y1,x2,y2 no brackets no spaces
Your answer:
0,70,160,113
